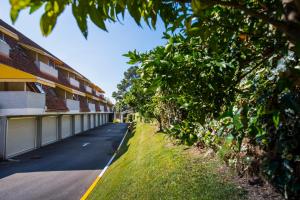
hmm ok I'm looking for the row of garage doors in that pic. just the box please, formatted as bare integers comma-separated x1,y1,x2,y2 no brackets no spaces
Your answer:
5,113,109,158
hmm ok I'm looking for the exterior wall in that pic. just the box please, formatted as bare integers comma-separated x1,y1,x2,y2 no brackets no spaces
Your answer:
6,82,24,91
0,117,6,159
6,117,36,158
41,116,58,146
61,115,72,139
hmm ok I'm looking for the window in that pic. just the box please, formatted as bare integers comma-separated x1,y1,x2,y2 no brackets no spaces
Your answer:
0,33,5,42
34,83,45,94
72,94,78,100
49,60,54,68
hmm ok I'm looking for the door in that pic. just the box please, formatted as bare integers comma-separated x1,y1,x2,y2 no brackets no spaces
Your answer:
62,115,72,139
6,117,36,158
75,115,81,134
42,116,58,146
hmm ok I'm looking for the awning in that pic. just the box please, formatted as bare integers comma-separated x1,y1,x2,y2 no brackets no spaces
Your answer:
56,83,85,96
0,63,55,87
86,93,100,101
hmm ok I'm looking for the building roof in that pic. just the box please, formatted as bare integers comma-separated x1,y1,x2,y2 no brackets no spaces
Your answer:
0,19,107,100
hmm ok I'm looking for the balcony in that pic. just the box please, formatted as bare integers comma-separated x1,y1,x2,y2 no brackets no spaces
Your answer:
35,61,58,78
0,39,10,57
66,99,80,113
100,105,104,112
96,91,102,96
85,85,92,93
69,77,79,88
88,103,96,112
0,91,45,115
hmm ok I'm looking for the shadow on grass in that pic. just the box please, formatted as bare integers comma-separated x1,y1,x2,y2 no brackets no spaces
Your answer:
110,122,137,164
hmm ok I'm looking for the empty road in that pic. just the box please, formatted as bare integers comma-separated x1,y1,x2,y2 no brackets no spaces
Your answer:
0,123,128,200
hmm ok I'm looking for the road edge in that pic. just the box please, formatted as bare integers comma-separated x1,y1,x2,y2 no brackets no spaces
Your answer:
80,124,130,200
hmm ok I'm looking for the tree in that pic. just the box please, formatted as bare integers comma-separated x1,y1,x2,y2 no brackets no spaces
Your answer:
9,0,300,46
112,65,139,112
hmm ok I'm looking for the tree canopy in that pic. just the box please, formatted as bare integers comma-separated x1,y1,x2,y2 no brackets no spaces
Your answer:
9,0,300,46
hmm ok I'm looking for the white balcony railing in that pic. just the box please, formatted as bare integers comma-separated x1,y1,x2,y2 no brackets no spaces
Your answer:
0,91,45,115
96,91,102,96
100,105,104,112
85,85,92,93
0,39,10,57
66,99,80,112
35,61,58,78
88,103,96,112
69,77,80,88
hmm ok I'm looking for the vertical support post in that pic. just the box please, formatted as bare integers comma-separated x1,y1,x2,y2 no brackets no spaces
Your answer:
81,114,84,132
98,114,100,126
88,114,91,130
57,115,62,140
36,116,43,148
0,116,7,160
71,115,75,136
121,113,124,123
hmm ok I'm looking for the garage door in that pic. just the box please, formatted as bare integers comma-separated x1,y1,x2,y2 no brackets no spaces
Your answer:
95,114,99,127
104,114,107,124
74,115,81,134
6,117,36,158
90,114,94,129
101,114,104,125
62,115,72,139
42,116,58,146
83,115,88,131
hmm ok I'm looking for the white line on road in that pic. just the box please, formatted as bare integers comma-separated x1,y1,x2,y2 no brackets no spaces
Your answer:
82,143,90,147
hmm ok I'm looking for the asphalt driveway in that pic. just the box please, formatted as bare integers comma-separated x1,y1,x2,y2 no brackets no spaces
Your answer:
0,123,128,200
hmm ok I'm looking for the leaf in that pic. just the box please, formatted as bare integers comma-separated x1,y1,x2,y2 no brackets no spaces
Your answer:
272,112,280,129
72,3,88,38
89,6,107,31
29,2,43,14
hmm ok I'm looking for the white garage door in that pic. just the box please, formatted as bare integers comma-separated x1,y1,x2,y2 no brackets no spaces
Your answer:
62,115,72,139
75,115,81,134
6,117,36,158
83,115,88,131
104,114,107,124
95,114,99,127
90,114,94,129
42,116,58,146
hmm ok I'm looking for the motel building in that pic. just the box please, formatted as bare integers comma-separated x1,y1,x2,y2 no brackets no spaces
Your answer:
0,20,114,160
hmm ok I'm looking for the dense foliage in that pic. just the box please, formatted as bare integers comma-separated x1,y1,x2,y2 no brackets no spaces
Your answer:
117,33,300,199
113,8,300,199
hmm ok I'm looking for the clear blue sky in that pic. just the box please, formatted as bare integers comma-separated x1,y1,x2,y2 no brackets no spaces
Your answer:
0,1,166,102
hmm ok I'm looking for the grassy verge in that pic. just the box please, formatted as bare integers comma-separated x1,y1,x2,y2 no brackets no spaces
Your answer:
88,122,245,200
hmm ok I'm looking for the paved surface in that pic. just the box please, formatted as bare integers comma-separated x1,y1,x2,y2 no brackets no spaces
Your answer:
0,123,128,200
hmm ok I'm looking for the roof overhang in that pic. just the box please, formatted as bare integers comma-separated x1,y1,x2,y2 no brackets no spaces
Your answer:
0,25,19,40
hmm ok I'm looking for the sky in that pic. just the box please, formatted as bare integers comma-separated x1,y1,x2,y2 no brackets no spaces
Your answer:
0,1,166,102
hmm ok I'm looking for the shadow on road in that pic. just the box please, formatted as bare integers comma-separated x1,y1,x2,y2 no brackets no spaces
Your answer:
0,123,129,180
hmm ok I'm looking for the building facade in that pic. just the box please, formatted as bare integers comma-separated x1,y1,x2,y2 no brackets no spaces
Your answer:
0,20,114,159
